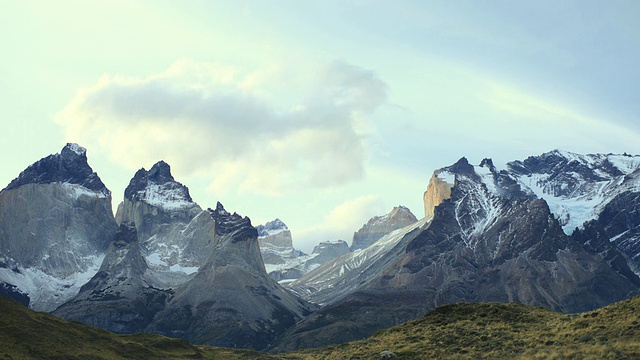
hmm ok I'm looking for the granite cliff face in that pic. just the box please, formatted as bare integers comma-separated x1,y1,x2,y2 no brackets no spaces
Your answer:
274,152,640,351
0,144,116,311
147,203,315,350
53,222,171,333
423,169,455,218
258,219,351,282
310,240,350,265
351,206,418,251
115,161,212,287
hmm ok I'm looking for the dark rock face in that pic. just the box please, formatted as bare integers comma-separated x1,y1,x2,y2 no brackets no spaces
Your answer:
145,202,315,350
276,152,640,351
573,191,640,277
124,161,192,204
4,143,108,194
0,282,29,307
53,222,171,334
351,206,418,251
0,144,116,311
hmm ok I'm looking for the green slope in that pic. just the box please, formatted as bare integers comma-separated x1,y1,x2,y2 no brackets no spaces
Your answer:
0,296,274,359
3,294,640,359
286,296,640,359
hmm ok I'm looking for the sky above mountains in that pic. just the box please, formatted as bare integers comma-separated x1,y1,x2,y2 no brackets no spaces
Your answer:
2,1,639,252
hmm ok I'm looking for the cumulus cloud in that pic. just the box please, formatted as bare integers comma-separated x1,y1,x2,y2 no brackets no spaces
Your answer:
55,59,388,195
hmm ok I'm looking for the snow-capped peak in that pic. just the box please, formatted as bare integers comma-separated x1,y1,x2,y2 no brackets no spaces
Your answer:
257,218,289,237
436,151,640,236
64,143,87,156
124,161,195,211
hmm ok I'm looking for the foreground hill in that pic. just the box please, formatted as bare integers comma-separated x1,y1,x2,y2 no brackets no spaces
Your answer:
0,296,274,359
3,293,640,359
287,294,640,359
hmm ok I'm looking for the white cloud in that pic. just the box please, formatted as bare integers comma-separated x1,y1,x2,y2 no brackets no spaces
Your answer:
55,59,388,196
293,195,387,250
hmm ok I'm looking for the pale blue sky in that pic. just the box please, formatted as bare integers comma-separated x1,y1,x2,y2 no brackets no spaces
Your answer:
1,1,639,251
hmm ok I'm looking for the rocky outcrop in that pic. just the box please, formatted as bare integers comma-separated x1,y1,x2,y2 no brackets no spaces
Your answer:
53,222,171,333
0,144,116,311
351,206,418,251
146,202,315,350
423,169,455,218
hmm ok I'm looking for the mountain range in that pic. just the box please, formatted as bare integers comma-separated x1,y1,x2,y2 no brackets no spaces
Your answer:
1,144,640,352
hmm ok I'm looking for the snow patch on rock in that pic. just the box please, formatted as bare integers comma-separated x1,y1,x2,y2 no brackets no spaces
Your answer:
0,254,104,312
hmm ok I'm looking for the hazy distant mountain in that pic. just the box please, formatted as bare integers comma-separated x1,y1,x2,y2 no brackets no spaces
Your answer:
350,205,417,251
260,206,416,284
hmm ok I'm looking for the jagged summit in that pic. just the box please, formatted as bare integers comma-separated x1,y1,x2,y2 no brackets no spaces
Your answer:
0,143,116,311
351,205,418,251
53,220,171,334
445,156,475,176
207,202,256,240
124,161,194,210
4,143,108,194
257,218,289,237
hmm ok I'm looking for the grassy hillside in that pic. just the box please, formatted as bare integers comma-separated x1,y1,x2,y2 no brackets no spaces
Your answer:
286,296,640,359
0,296,275,359
2,294,640,359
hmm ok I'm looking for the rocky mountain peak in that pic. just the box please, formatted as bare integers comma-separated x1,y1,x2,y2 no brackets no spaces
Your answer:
257,218,289,237
446,156,476,177
311,240,350,264
146,160,175,183
387,205,415,220
208,202,257,241
61,143,87,158
3,143,108,194
123,161,194,210
479,158,496,172
351,206,418,251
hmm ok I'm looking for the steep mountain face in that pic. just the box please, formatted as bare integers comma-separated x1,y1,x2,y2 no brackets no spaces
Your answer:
147,202,315,350
506,150,640,235
274,152,640,351
285,206,421,305
115,161,211,287
287,218,430,306
504,150,640,275
53,222,171,333
258,219,306,281
258,219,350,282
351,206,418,251
0,144,116,311
309,240,350,265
